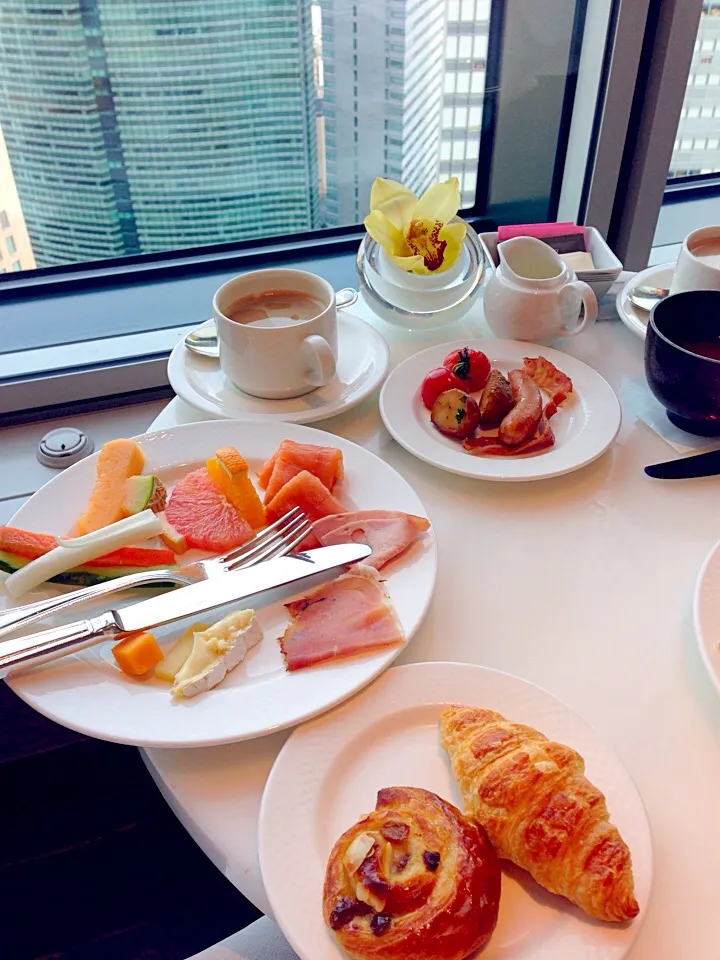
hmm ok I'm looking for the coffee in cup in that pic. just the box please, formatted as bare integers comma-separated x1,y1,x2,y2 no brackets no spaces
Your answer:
225,290,326,328
214,269,338,400
670,225,720,295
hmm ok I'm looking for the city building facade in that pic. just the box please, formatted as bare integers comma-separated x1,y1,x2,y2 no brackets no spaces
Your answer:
0,125,34,274
0,0,320,267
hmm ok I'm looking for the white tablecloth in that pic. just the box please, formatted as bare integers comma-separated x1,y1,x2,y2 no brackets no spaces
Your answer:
143,294,720,959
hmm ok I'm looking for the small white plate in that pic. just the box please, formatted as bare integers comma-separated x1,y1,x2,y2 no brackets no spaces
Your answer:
693,540,720,696
168,311,390,423
378,339,621,481
259,662,652,960
5,420,436,748
616,263,675,341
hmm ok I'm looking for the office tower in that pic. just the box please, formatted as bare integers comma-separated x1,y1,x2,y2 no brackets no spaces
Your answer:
0,125,35,273
439,0,489,208
321,0,446,226
670,4,720,178
0,1,320,267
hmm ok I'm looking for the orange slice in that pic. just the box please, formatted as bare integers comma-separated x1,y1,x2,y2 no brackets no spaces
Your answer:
206,446,266,529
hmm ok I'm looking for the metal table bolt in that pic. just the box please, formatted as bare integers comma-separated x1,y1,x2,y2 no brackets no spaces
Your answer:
37,427,94,469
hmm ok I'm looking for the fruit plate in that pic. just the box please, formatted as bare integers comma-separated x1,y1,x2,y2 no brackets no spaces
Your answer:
3,421,436,748
259,662,653,960
379,339,622,482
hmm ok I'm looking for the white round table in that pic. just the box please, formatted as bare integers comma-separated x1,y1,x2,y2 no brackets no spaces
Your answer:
143,297,720,959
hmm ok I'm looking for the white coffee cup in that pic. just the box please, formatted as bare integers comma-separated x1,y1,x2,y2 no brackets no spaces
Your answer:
670,225,720,295
214,268,338,399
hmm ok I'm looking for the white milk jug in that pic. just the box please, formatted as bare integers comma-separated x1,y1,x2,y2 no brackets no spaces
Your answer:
483,236,598,343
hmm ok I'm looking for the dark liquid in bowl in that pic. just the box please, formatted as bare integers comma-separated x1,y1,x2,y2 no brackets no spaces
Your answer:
678,339,720,361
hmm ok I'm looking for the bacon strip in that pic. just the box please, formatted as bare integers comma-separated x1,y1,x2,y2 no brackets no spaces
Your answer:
463,415,555,457
522,356,573,405
279,565,405,671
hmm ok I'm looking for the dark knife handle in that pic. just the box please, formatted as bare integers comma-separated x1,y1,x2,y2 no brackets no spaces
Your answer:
645,448,720,479
0,613,118,678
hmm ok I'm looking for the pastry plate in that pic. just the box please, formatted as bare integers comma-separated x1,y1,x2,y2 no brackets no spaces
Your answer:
168,311,390,423
693,539,720,696
3,420,436,748
379,339,621,481
615,263,674,342
259,662,652,960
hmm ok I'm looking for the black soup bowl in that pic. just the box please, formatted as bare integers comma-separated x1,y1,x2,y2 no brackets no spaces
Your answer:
646,289,720,436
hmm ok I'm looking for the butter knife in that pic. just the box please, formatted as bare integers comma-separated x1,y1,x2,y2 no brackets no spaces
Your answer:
0,543,371,678
644,448,720,479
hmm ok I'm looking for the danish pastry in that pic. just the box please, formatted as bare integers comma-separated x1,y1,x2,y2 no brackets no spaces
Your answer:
440,705,639,922
323,785,500,960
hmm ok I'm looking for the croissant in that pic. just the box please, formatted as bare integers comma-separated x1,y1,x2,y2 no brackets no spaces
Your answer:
323,785,500,960
440,706,639,923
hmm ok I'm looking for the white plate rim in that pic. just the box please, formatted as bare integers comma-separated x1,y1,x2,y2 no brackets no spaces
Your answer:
615,263,675,342
168,310,390,423
259,660,653,960
5,420,436,748
693,538,720,697
378,338,621,482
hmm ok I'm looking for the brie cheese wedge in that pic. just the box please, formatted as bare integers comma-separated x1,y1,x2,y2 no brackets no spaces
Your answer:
171,608,261,698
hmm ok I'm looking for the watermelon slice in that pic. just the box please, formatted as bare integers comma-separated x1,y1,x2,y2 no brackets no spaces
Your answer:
0,526,175,567
165,468,253,553
0,525,177,588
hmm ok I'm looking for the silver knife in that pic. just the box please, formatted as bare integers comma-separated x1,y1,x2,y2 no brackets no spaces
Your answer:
0,543,371,678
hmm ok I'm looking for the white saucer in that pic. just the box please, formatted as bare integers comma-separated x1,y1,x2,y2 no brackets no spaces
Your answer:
616,263,674,341
168,311,390,423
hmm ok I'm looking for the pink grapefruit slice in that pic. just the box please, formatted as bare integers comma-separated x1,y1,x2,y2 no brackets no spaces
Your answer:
165,468,253,552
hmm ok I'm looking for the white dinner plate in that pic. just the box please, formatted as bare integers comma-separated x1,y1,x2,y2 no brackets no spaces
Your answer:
615,263,675,341
168,311,390,423
378,339,621,481
693,539,720,696
4,420,436,748
259,662,652,960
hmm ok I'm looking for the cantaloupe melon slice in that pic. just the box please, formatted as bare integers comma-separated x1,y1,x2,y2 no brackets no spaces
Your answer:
112,631,164,677
76,438,145,535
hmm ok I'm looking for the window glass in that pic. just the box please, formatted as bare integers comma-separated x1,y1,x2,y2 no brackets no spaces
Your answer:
0,0,606,370
669,3,720,177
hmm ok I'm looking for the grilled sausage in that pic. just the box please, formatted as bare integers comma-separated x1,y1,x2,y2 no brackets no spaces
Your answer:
498,370,542,446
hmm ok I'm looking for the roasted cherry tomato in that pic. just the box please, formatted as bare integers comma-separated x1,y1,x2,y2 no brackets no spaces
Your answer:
420,367,464,410
443,347,491,393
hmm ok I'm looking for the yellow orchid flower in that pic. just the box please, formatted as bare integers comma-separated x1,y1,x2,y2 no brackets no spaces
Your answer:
363,177,466,275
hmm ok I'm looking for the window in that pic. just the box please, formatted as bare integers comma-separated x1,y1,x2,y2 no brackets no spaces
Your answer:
6,235,15,255
1,0,618,414
0,209,8,229
11,260,20,271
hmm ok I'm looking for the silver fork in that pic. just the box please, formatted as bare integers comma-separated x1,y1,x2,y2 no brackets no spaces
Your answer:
0,508,310,640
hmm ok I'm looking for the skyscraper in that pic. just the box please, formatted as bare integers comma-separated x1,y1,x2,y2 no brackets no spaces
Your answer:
321,0,446,226
670,3,720,178
439,0,489,208
0,124,35,273
0,1,320,267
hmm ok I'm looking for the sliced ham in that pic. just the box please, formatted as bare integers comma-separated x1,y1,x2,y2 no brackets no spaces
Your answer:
311,510,430,570
280,564,405,671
